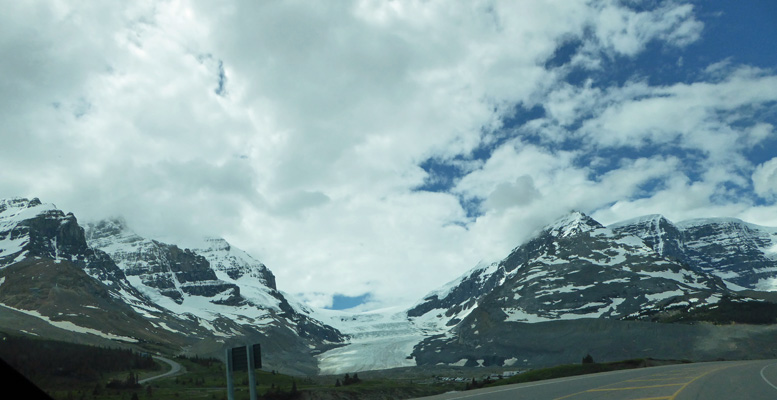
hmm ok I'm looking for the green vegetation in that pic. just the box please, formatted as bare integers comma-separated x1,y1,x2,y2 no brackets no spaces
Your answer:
0,332,459,400
0,331,698,400
0,333,157,390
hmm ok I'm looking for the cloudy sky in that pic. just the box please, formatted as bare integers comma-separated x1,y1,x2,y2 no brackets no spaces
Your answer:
2,0,776,310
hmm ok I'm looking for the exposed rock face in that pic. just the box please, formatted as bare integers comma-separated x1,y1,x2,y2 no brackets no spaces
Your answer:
0,198,212,349
0,198,126,287
408,211,777,368
86,219,242,305
408,212,727,331
0,198,345,374
195,237,277,287
84,218,345,344
611,216,777,290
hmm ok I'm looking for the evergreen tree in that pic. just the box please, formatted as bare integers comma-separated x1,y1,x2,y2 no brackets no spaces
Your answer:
582,354,594,364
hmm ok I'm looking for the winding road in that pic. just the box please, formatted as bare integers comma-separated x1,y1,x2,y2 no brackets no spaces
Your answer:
415,359,777,400
138,356,185,384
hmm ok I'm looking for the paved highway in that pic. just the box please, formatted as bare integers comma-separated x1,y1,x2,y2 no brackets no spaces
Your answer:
415,359,777,400
138,356,185,384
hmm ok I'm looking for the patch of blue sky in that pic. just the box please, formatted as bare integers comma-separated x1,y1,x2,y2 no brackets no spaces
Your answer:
690,0,777,70
416,156,485,219
632,177,670,200
417,105,546,193
711,180,759,206
416,0,776,218
573,142,706,183
327,293,372,310
549,2,777,90
744,133,777,170
416,157,467,193
458,197,484,220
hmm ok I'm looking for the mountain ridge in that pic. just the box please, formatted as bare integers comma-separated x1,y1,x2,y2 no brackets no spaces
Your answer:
3,200,777,374
0,198,345,375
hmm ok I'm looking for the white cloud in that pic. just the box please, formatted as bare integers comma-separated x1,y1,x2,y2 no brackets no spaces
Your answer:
590,2,702,56
2,0,775,310
753,158,777,201
485,175,541,211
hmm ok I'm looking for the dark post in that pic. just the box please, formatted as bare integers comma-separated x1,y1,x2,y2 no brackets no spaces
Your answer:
247,345,257,400
225,348,235,400
224,343,261,400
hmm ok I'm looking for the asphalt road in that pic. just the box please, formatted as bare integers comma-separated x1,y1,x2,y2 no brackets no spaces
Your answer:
414,359,777,400
138,356,185,384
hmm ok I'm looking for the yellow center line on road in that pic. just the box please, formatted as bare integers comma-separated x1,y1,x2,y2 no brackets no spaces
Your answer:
588,383,686,391
552,364,739,400
631,397,672,400
625,377,695,382
666,365,735,400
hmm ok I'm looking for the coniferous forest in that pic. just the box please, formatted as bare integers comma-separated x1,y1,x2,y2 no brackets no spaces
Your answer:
0,333,157,388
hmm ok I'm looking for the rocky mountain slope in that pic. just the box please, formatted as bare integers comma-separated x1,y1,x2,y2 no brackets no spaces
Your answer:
408,212,729,330
4,198,777,374
84,218,344,347
0,198,344,374
611,215,777,291
0,198,202,350
406,211,777,369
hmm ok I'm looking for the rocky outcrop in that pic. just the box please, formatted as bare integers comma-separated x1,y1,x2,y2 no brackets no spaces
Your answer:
408,211,777,368
408,212,728,332
85,219,242,305
611,216,777,290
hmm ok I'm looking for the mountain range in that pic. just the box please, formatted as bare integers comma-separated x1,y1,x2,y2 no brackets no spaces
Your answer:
2,197,777,375
0,198,342,375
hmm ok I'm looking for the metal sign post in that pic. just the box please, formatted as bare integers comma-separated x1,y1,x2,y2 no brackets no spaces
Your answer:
225,343,262,400
247,345,257,400
225,347,236,400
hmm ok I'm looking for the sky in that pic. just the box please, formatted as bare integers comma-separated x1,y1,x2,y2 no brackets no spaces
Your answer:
2,0,777,311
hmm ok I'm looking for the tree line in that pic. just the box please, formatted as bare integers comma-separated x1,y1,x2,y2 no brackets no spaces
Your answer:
0,333,157,386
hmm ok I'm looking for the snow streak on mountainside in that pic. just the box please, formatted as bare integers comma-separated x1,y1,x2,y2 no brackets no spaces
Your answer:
320,211,777,373
611,215,777,291
0,198,208,347
407,211,728,333
85,218,344,345
0,198,344,374
5,198,777,375
0,198,157,311
406,211,777,369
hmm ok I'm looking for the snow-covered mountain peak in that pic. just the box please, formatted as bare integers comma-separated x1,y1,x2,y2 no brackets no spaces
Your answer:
84,217,144,250
0,197,89,268
0,197,61,224
199,237,231,252
190,237,276,289
545,211,604,238
0,196,41,211
675,217,776,232
609,214,670,229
